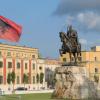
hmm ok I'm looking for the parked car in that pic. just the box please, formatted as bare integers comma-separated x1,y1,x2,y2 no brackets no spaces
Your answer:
40,87,45,90
14,87,27,91
0,88,4,95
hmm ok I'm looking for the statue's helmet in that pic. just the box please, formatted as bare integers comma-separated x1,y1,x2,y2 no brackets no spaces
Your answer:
67,25,72,32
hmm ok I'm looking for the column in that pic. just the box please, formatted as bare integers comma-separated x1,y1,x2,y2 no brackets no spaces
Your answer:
12,58,15,84
21,59,23,83
3,58,6,84
29,60,31,84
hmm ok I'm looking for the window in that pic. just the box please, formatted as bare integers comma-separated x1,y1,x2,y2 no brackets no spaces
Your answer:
17,62,20,69
32,55,35,59
0,76,3,84
17,76,20,84
95,68,98,73
33,64,35,70
0,61,3,68
8,62,12,68
94,57,97,61
39,66,42,70
63,58,66,62
33,76,35,84
25,63,27,69
7,52,11,56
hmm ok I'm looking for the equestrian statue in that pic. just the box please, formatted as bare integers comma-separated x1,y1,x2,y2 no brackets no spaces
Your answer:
59,25,81,64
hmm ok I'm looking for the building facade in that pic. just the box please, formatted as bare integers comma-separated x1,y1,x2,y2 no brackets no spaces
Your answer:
0,43,60,91
60,46,100,83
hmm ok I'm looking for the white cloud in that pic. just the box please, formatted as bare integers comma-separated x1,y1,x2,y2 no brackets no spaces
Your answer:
66,12,100,32
77,12,100,30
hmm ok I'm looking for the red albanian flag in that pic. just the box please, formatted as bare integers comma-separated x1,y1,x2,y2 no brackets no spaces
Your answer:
0,16,22,42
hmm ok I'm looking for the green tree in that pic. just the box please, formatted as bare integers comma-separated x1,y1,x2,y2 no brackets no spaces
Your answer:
7,73,12,84
36,73,40,90
11,71,15,92
40,72,44,84
36,73,39,83
23,73,29,89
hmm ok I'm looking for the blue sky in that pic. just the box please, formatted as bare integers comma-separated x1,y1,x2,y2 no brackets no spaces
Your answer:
0,0,100,58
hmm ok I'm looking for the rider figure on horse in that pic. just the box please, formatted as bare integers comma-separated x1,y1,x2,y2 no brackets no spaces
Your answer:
67,25,79,45
59,25,81,64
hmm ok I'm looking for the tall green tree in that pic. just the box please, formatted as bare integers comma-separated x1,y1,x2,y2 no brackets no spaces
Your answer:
11,71,15,92
7,73,12,84
23,73,29,89
36,73,39,83
36,73,40,90
40,72,44,84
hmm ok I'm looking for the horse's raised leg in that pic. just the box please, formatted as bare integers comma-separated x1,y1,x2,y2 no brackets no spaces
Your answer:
73,53,77,64
77,52,79,61
75,53,77,64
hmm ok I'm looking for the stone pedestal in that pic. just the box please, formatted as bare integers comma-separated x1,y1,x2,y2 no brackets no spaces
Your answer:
52,66,100,99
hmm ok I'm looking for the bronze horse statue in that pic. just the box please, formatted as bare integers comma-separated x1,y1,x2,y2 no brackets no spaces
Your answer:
59,31,81,64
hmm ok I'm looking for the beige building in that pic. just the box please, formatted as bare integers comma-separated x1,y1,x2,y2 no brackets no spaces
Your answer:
60,46,100,83
0,43,60,91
